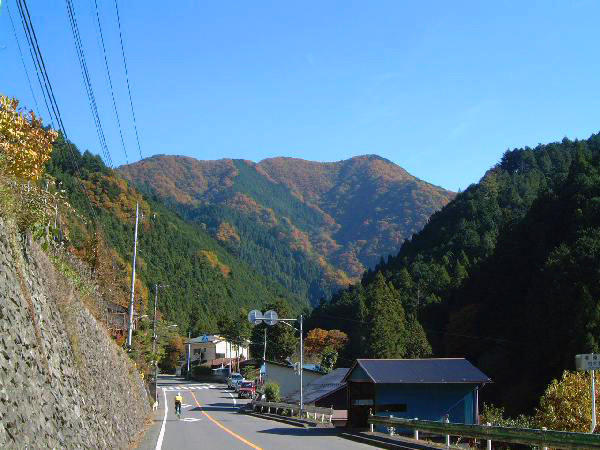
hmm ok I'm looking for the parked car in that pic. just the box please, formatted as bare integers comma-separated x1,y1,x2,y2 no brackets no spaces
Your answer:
233,378,246,392
238,381,256,399
227,373,243,389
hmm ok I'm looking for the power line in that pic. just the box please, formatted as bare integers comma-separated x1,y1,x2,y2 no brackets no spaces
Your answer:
113,0,143,161
15,0,97,221
64,0,113,168
17,0,60,128
314,312,518,346
91,0,129,165
6,2,41,118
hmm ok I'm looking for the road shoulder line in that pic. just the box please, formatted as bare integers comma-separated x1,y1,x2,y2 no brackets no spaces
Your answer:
155,388,168,450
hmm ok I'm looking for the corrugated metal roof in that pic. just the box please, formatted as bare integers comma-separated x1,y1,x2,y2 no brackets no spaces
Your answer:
285,368,350,404
310,368,349,385
346,359,492,384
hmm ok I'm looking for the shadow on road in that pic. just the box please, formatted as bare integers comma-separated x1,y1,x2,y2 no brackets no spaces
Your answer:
189,404,238,412
257,427,341,437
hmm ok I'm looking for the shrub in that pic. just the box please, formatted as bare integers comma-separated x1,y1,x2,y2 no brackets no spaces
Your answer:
264,383,280,402
535,370,599,432
481,403,534,429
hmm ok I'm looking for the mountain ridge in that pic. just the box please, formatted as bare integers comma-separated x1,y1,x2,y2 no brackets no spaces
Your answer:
119,153,454,304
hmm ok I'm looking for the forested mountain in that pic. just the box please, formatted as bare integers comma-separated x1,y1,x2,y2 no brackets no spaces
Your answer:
46,137,305,334
309,134,600,415
119,155,454,305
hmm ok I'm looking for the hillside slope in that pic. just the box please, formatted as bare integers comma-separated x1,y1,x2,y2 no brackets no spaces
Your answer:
120,154,454,304
309,133,600,415
46,138,305,334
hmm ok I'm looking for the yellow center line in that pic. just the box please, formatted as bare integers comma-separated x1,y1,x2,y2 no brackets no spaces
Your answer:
189,390,263,450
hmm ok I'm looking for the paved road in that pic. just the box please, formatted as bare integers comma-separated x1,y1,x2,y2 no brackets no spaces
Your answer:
140,375,373,450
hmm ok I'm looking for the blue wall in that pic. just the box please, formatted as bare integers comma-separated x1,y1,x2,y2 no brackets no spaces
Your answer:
374,383,477,425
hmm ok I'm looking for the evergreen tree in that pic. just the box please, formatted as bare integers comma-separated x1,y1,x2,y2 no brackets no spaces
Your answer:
365,273,407,358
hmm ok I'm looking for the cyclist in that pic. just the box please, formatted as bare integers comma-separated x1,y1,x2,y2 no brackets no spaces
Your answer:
174,392,183,419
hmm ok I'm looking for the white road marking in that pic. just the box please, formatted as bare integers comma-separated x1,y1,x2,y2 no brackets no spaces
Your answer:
163,385,211,391
181,417,202,422
227,392,237,406
155,388,168,450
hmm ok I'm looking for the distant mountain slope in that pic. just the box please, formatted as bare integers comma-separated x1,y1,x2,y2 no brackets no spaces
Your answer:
120,155,454,304
46,138,305,334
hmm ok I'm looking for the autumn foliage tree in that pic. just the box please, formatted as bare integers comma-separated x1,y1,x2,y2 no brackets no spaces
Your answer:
304,328,348,356
0,95,57,180
535,370,599,432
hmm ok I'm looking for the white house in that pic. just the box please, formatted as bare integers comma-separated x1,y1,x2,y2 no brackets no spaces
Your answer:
187,334,249,366
262,360,324,399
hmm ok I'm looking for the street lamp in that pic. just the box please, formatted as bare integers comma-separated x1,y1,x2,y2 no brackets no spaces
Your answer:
248,310,305,414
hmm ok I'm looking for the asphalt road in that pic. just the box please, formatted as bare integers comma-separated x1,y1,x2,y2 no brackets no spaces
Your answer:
139,375,373,450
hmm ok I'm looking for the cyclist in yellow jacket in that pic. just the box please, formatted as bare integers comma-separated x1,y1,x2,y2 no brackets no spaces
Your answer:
174,392,183,418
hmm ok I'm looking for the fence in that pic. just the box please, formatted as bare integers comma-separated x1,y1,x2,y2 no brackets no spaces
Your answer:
252,400,334,423
367,415,600,449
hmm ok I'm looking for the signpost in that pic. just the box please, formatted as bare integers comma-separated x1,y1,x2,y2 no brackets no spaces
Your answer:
575,353,598,433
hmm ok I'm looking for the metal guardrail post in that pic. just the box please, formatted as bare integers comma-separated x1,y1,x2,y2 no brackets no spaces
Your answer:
486,423,492,450
389,415,395,436
413,418,419,440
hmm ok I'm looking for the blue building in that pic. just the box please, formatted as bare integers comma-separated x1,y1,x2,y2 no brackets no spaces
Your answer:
343,358,491,428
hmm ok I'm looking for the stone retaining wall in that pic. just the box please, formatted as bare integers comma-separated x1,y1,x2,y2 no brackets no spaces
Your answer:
0,218,150,449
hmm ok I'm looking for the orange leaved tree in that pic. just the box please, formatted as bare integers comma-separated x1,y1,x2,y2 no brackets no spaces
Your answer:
0,95,57,180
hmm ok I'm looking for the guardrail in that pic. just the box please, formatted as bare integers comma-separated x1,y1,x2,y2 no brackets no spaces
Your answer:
367,415,600,449
252,400,334,423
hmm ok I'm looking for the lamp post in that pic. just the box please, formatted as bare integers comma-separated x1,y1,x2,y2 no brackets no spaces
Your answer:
248,310,304,413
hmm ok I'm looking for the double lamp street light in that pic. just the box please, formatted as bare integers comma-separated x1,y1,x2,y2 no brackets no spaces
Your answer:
248,309,304,412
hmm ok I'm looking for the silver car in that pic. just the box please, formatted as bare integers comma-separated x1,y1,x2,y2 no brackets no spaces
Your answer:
227,373,243,389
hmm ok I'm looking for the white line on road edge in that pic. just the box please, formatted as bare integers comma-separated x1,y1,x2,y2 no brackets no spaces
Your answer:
227,392,237,406
155,388,168,450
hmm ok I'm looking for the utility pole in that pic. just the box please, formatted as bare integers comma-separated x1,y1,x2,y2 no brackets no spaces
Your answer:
299,314,304,413
187,331,191,379
592,369,596,433
152,284,158,403
263,328,267,361
126,202,139,348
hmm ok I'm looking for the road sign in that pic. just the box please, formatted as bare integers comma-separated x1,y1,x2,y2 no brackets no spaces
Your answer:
575,353,600,371
263,310,279,326
248,310,263,325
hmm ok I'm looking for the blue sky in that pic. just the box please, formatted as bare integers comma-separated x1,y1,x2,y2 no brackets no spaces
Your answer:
1,0,599,191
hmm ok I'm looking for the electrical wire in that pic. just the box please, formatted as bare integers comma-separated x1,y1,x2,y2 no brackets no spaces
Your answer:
113,0,143,161
314,312,518,346
16,0,57,127
64,0,113,168
15,0,98,221
6,2,41,118
91,0,129,165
